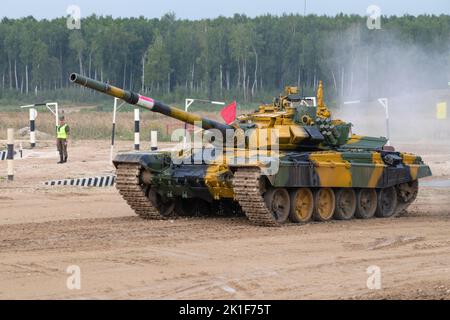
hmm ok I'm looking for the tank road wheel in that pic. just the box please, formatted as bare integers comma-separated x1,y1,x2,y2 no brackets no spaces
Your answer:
313,188,336,222
355,189,378,219
334,188,356,220
289,188,314,223
375,186,398,218
355,189,377,219
147,188,176,217
395,180,419,215
264,188,291,224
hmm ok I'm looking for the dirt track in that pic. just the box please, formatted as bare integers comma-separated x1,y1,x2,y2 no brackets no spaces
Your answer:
0,140,449,299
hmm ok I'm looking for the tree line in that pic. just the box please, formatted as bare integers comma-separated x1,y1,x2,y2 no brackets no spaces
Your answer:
0,13,449,104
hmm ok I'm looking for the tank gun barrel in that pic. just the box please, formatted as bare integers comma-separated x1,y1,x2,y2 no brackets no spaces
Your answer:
70,73,232,133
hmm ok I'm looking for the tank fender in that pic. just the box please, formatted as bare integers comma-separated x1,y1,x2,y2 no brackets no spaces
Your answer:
113,151,171,172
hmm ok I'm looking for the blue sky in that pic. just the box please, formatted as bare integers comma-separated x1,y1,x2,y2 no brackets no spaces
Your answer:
2,0,450,20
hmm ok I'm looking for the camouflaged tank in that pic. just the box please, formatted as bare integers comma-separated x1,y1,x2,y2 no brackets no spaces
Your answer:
70,73,432,226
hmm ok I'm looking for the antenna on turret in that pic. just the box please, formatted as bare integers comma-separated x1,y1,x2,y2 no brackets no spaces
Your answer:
316,80,331,119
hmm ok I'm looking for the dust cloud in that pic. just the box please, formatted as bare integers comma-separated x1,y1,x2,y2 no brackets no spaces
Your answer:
329,24,450,144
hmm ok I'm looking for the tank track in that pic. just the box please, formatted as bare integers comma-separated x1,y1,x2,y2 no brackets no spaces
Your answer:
116,164,418,225
232,167,419,226
395,181,419,215
115,163,162,219
395,198,414,215
233,167,279,227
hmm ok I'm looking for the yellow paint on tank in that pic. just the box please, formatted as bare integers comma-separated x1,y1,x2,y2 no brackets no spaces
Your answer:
401,153,418,165
170,108,204,125
409,165,419,180
204,164,234,199
368,152,386,188
316,80,331,119
345,135,364,145
274,125,291,144
220,148,281,167
109,86,126,99
309,152,352,187
289,125,308,143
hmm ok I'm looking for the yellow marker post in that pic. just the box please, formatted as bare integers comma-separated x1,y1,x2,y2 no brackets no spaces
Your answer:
436,102,447,120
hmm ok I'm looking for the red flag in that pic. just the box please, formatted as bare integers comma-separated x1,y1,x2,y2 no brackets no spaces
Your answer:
220,101,236,124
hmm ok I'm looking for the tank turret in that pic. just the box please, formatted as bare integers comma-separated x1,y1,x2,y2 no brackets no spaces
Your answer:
234,82,386,150
71,73,387,151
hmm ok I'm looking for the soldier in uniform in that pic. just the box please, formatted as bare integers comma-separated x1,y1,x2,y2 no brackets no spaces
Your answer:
56,115,70,164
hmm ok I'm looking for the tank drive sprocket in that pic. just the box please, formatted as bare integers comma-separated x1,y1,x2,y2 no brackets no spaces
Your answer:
395,180,419,215
233,167,281,227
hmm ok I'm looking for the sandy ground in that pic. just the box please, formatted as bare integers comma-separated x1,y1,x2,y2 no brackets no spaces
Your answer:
0,139,449,300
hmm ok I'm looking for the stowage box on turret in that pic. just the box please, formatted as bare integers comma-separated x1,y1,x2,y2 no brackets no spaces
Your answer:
70,73,431,226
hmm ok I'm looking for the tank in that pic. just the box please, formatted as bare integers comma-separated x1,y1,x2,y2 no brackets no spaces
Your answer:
70,73,432,226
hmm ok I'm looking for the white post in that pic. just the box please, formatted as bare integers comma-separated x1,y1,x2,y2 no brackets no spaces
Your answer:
183,99,194,149
110,98,118,163
29,108,36,148
7,128,14,181
378,98,390,146
54,103,59,127
55,104,60,156
151,131,158,151
134,108,140,150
